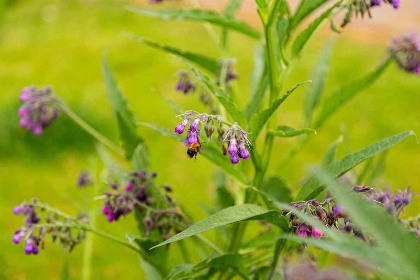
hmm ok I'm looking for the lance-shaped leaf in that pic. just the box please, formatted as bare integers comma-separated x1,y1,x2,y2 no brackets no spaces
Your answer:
132,143,149,171
314,170,420,279
139,123,249,184
125,34,219,73
288,0,329,32
102,57,142,159
314,57,392,129
297,131,416,200
127,7,261,39
321,135,342,166
268,125,316,138
303,39,335,127
151,204,283,249
249,81,310,142
221,0,243,48
187,62,247,128
291,1,341,58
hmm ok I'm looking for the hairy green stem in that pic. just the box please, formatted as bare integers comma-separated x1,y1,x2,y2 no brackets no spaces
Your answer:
57,101,125,157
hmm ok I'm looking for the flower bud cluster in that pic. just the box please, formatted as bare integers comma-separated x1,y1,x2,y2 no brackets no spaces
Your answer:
12,199,87,255
18,86,59,136
341,0,399,28
389,32,420,75
175,70,196,94
101,170,188,237
76,171,93,188
215,58,238,86
221,124,251,164
363,187,414,217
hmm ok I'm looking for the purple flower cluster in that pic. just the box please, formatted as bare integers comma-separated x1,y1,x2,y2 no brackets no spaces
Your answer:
364,187,414,217
215,59,238,86
76,171,93,188
370,0,400,9
389,32,420,75
175,71,196,94
341,0,400,27
223,125,251,164
12,199,87,255
18,86,59,136
101,170,187,237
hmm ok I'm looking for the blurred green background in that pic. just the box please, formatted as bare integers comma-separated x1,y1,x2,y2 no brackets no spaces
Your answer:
1,0,419,279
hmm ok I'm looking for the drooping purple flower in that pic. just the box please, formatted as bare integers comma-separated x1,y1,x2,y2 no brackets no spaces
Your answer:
189,119,200,132
13,205,23,215
389,32,420,75
332,205,347,218
125,180,135,192
185,131,200,146
238,142,250,159
175,71,196,94
230,153,239,164
228,139,238,155
390,0,400,9
371,0,381,6
311,227,323,238
12,229,25,244
216,59,238,85
77,171,93,188
298,224,308,237
18,86,59,136
175,119,189,134
24,238,39,255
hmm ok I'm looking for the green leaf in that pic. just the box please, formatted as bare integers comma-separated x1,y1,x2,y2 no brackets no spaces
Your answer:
132,143,149,171
255,0,268,15
297,131,416,200
221,0,243,48
127,7,260,39
303,39,335,127
262,176,292,203
321,135,342,166
268,125,316,138
102,56,142,159
60,260,70,280
291,1,341,58
125,34,219,73
126,234,169,277
288,0,329,32
213,170,235,210
187,62,247,128
152,204,280,249
366,151,388,184
314,57,392,128
314,170,420,279
250,81,310,142
139,123,249,184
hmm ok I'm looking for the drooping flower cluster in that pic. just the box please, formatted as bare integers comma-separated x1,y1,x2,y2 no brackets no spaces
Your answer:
174,111,251,164
389,32,420,75
284,185,416,242
12,199,87,255
215,58,238,86
101,170,188,237
76,171,93,188
341,0,400,27
175,70,196,94
18,86,59,136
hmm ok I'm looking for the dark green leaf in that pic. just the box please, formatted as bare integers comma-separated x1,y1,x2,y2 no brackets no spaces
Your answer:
291,1,341,58
288,0,329,32
127,7,260,39
138,123,249,184
152,204,280,249
297,131,416,200
60,260,70,280
303,39,335,127
250,81,310,142
314,57,392,128
262,176,292,203
321,135,342,166
125,34,219,73
314,170,420,279
268,125,316,138
213,170,235,210
102,56,142,159
132,143,149,171
366,151,387,184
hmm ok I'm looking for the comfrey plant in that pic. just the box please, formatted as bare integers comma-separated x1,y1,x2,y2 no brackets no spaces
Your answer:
13,0,420,279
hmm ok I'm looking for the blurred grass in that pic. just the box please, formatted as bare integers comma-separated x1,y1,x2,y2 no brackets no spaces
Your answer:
0,0,419,279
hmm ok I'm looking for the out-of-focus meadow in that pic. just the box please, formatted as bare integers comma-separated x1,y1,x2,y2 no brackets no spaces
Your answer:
0,0,419,279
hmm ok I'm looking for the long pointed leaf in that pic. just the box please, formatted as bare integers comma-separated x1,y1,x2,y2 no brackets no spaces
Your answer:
127,7,261,39
268,125,316,138
288,0,329,32
297,131,416,200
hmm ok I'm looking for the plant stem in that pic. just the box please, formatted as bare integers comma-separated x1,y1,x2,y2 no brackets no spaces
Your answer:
57,101,125,157
85,226,142,254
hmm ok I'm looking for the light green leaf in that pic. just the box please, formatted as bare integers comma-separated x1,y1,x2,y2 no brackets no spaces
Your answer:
152,204,279,249
297,131,416,200
255,0,268,15
321,135,342,166
303,39,335,127
250,81,310,142
262,176,293,203
138,123,249,184
314,57,392,128
291,1,341,58
102,56,142,159
315,170,420,279
132,143,149,171
268,125,316,138
288,0,329,32
127,7,260,39
366,151,388,184
125,34,219,73
187,62,247,128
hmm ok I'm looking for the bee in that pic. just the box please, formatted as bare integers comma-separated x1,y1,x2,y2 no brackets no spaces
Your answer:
187,142,201,160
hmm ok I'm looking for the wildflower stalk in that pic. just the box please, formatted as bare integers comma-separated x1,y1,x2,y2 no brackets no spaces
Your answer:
57,100,125,157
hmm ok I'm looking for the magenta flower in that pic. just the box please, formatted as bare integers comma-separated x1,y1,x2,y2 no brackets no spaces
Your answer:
238,142,250,159
228,139,238,155
230,153,239,164
311,227,323,238
298,224,308,237
175,119,188,134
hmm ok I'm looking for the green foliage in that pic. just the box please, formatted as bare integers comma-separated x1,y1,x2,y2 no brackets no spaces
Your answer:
131,143,149,171
268,125,316,138
127,7,261,39
288,0,329,32
297,131,416,200
321,135,342,166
